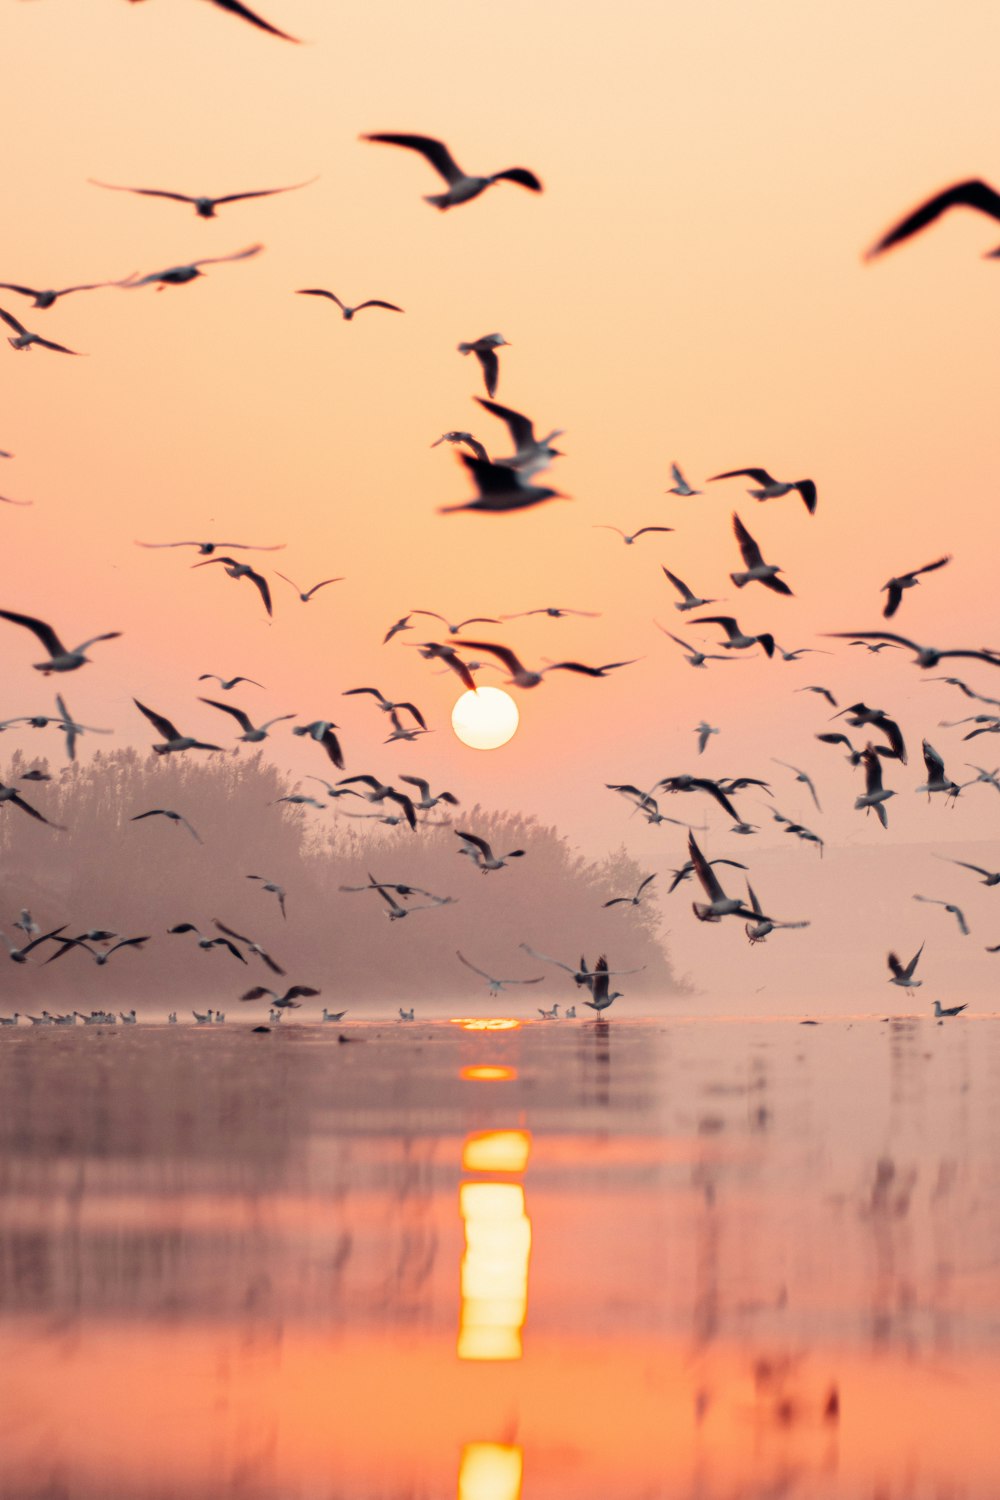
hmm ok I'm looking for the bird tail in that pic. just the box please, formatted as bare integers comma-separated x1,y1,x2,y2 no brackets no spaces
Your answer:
424,194,453,211
730,572,749,588
457,342,473,354
692,902,718,923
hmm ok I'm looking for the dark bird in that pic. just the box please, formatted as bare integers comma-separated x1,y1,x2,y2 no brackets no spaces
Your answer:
582,955,623,1015
408,642,478,691
213,920,285,975
296,288,402,319
796,685,838,708
383,615,412,644
240,986,319,1008
866,180,1000,259
456,830,525,872
826,632,1000,670
198,699,295,742
656,626,734,670
0,609,121,673
411,610,501,636
458,334,509,398
710,467,816,515
198,674,265,690
594,524,674,546
661,566,719,612
0,306,83,354
361,133,542,210
292,721,344,768
730,513,793,595
131,808,202,842
653,774,741,822
133,700,222,755
692,615,775,657
139,540,283,555
501,607,599,621
127,0,301,42
441,452,567,515
882,557,951,618
835,703,907,762
855,745,896,828
915,740,961,799
666,858,747,893
2,926,68,963
603,873,656,908
913,895,969,936
247,876,288,919
46,935,149,966
0,275,132,309
192,556,272,616
335,776,417,829
687,832,760,923
343,687,426,728
0,781,63,827
475,396,564,477
935,855,1000,887
398,775,459,810
168,923,246,961
92,178,314,217
888,944,924,988
275,573,344,602
124,244,263,289
453,639,635,687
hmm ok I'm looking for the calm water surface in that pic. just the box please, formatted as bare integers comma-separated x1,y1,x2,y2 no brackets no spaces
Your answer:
1,1015,999,1498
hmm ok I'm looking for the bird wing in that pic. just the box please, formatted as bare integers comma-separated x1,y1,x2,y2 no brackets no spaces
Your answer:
887,952,905,980
745,881,764,917
244,567,272,616
452,639,524,674
384,790,417,827
476,348,499,397
456,829,491,858
475,396,535,450
399,776,431,798
882,581,904,618
89,181,197,203
687,833,726,902
214,919,253,944
297,289,344,308
343,686,389,704
362,134,464,185
491,169,543,191
198,697,253,732
133,699,183,742
0,307,30,337
456,951,491,981
396,702,427,729
636,873,657,896
240,987,274,1002
732,513,765,569
692,616,738,637
760,574,794,597
862,747,885,794
337,775,382,791
0,608,66,656
459,617,502,629
922,740,946,781
215,180,316,205
191,244,265,270
709,468,774,485
688,777,740,821
632,528,674,539
304,579,344,596
867,179,1000,257
793,481,817,514
547,659,638,677
355,300,404,313
208,0,299,40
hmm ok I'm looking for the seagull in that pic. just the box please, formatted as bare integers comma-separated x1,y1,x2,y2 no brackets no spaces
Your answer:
826,632,1000,670
666,858,747,894
475,396,564,477
666,463,701,496
168,924,246,961
881,557,951,618
850,639,901,654
133,700,222,755
198,674,266,690
957,716,1000,741
730,514,793,595
691,616,775,657
335,776,417,828
408,641,478,691
247,875,287,919
46,935,150,965
687,832,761,922
0,609,121,672
274,795,326,810
14,911,39,937
935,856,1000,886
92,178,314,216
932,999,968,1018
456,830,525,872
519,943,645,991
695,722,719,754
744,881,810,943
440,452,567,514
0,780,63,827
296,288,403,319
655,626,733,669
501,607,599,621
322,1008,348,1022
125,244,264,288
432,432,489,462
653,774,742,822
2,926,67,963
774,644,830,662
131,808,202,842
965,764,1000,793
411,609,501,636
835,703,907,762
538,1003,560,1019
398,1007,415,1021
384,708,430,743
772,759,822,811
383,615,413,644
458,334,509,397
783,819,825,857
192,556,272,616
275,573,344,602
453,639,636,686
213,919,285,974
594,524,674,546
398,775,459,810
292,721,344,768
139,540,284,555
660,567,718,612
866,180,1000,259
925,677,1000,707
855,744,896,827
3,694,112,759
913,895,969,936
709,468,817,515
456,951,543,993
603,873,656,908
916,741,962,799
888,943,924,989
796,685,838,708
240,986,319,1008
0,307,83,354
361,133,542,210
583,956,623,1015
198,698,296,742
343,688,426,728
605,784,700,828
0,275,132,309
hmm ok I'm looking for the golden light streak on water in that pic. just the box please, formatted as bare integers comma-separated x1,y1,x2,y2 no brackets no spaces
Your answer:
458,1182,531,1361
450,1019,522,1031
458,1443,524,1500
460,1065,519,1081
462,1130,532,1174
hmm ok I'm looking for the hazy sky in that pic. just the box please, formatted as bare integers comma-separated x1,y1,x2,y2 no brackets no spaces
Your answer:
4,0,1000,1008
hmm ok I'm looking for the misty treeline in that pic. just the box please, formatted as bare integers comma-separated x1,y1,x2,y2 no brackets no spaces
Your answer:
0,749,684,1012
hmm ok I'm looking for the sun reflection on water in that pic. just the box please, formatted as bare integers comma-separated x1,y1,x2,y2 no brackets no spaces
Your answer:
459,1129,532,1362
458,1442,524,1500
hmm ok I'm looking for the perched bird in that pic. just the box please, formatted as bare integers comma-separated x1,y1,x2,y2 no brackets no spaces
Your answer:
866,180,1000,259
583,956,623,1015
730,514,793,595
362,133,542,210
124,244,263,289
656,626,734,670
932,999,968,1018
458,334,509,397
666,463,701,496
661,567,719,612
139,540,283,555
296,288,402,318
240,986,319,1008
687,832,760,922
744,881,810,943
168,924,246,961
603,873,656,908
408,641,478,691
913,895,969,936
538,1003,560,1020
0,306,83,355
888,943,924,988
133,700,221,755
835,703,906,762
398,775,459,810
475,396,564,477
934,855,1000,887
796,685,838,708
881,557,951,618
0,275,131,309
198,674,265,690
0,778,63,826
453,639,635,687
92,178,314,217
213,920,285,975
0,609,120,673
695,722,720,754
322,1009,348,1022
411,609,501,636
709,468,817,516
456,830,525,872
594,524,674,546
440,452,566,514
692,616,775,657
131,808,202,842
275,573,344,602
192,556,272,616
247,876,288,919
198,698,296,742
398,1007,415,1021
855,745,896,828
343,687,425,728
292,721,344,768
456,951,543,993
915,741,961,800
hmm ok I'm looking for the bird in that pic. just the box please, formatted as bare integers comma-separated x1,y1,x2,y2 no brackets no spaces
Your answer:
594,524,674,546
475,396,564,477
91,178,314,217
131,808,202,842
292,721,345,768
915,741,961,799
783,819,825,858
881,557,951,618
440,452,567,514
198,699,296,742
695,722,720,754
407,642,480,693
192,556,272,616
383,615,413,645
772,759,822,811
456,830,525,872
456,951,543,993
46,935,150,965
855,745,896,828
398,1007,415,1021
934,856,1000,887
133,700,222,755
123,244,264,288
369,884,454,918
653,774,742,822
932,999,968,1018
0,780,64,827
452,639,635,687
744,881,810,943
275,573,344,602
687,833,761,923
168,924,246,961
500,607,599,621
362,133,542,210
538,1003,560,1019
666,858,747,894
603,873,656,908
240,986,319,1008
247,876,287,919
965,764,1000,794
835,703,906,762
730,514,793,595
582,956,623,1016
913,895,969,936
197,674,265,691
3,694,112,760
0,609,121,673
432,431,489,462
519,943,644,991
0,275,132,309
925,677,1000,707
826,632,1000,671
321,1008,348,1022
411,609,501,636
398,775,459,810
274,795,326,810
2,926,67,963
458,334,509,397
796,685,838,708
709,468,817,515
656,626,734,670
660,567,719,612
564,1006,576,1019
605,784,701,828
192,1010,214,1025
342,688,426,728
888,943,924,988
866,180,1000,258
384,708,430,743
774,644,830,662
212,920,285,975
666,463,700,496
0,306,83,354
139,540,284,555
335,776,417,828
850,640,901,654
127,0,301,41
14,911,39,937
691,616,775,657
296,288,403,319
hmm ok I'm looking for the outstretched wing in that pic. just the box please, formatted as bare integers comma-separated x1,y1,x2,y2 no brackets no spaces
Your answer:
362,133,464,185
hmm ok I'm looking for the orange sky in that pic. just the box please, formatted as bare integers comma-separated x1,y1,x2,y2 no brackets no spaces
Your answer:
4,0,1000,1008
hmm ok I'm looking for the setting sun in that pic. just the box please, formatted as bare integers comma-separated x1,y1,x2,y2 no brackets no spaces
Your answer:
451,687,520,750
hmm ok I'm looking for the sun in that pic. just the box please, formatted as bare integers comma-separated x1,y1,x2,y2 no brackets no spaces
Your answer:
451,687,519,750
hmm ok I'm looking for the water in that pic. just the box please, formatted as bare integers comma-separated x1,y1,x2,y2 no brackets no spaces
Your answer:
1,1015,999,1498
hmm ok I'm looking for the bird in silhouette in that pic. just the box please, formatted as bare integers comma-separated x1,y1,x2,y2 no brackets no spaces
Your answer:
456,830,525,872
275,573,344,602
475,396,564,477
133,700,221,755
131,808,202,842
855,745,896,828
441,451,567,514
198,699,296,742
603,873,656,908
594,524,674,546
730,514,793,595
0,274,132,309
124,244,263,288
881,556,951,618
691,615,775,657
913,895,969,936
866,180,1000,258
247,876,288,919
92,177,314,216
296,288,402,319
193,556,272,616
241,986,319,1008
666,463,701,496
0,306,83,354
660,567,719,612
710,467,817,515
456,951,543,993
292,721,344,768
362,133,542,209
0,610,121,674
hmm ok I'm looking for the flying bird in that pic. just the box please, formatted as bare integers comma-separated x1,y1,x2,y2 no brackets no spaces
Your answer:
881,557,951,618
710,467,817,515
888,943,924,989
666,858,747,894
432,431,489,462
362,133,542,209
692,616,775,657
0,609,121,673
796,685,838,708
411,609,500,636
0,275,132,309
594,524,674,546
192,556,272,616
582,956,623,1015
519,943,644,991
772,759,822,811
247,876,288,919
198,699,296,742
92,178,314,216
730,514,793,595
457,334,509,397
654,773,741,822
343,687,425,727
456,830,525,872
133,700,222,755
198,674,265,690
296,288,403,318
855,745,896,828
475,396,564,477
335,776,417,828
0,780,63,827
666,463,701,496
866,180,1000,259
915,740,962,799
687,832,761,923
398,775,459,810
408,641,478,691
0,307,83,354
453,639,635,687
835,703,907,762
744,881,810,943
456,951,543,993
213,920,285,975
695,722,719,754
603,873,656,908
440,452,567,514
130,808,202,842
240,986,319,1008
656,626,733,670
660,567,718,612
934,855,1000,887
826,633,1000,670
124,244,263,288
168,924,246,961
46,935,149,966
501,607,598,621
913,895,969,936
275,573,344,602
2,926,67,964
139,540,283,555
292,721,345,768
126,0,300,41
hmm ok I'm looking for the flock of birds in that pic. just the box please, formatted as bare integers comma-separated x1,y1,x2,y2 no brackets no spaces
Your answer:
5,0,1000,1026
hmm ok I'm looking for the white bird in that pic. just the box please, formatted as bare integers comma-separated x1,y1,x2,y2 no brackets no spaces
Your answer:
660,567,719,612
932,999,968,1018
655,626,733,669
730,514,793,595
0,609,121,673
362,133,542,210
882,556,951,618
888,943,924,989
855,744,896,828
0,306,83,354
666,463,701,496
915,741,961,800
709,467,817,515
0,1015,20,1026
247,876,288,919
92,177,314,217
691,615,775,657
322,1008,348,1022
131,808,202,842
564,1005,576,1018
14,910,39,937
456,951,544,993
603,873,656,908
384,708,431,743
475,396,564,477
695,722,719,755
913,895,969,936
687,832,760,923
398,1007,415,1021
582,957,623,1016
296,288,403,319
133,700,222,755
772,759,822,811
192,556,272,616
456,830,525,872
124,244,263,289
198,698,296,742
275,572,344,602
594,524,674,546
458,334,509,397
440,452,566,515
744,881,810,943
537,1003,560,1019
193,1009,214,1025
